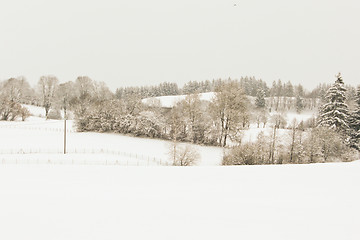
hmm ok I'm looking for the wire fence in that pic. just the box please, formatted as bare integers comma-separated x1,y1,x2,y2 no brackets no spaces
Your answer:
0,149,169,166
0,123,75,133
0,120,169,166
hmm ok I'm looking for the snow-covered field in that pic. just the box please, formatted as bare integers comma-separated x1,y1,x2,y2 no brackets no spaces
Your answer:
0,104,319,164
0,162,359,240
0,106,223,166
1,105,359,240
23,104,47,117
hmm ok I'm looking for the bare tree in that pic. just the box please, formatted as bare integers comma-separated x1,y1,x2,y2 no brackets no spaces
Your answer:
210,81,248,147
0,77,32,121
178,93,205,143
268,113,287,163
289,119,298,163
55,81,75,119
38,75,59,119
169,143,200,166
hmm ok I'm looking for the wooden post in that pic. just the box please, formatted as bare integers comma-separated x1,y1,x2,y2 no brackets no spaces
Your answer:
64,118,67,154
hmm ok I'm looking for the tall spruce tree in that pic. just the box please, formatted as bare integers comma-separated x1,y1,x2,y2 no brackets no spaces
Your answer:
295,95,304,113
255,89,266,109
348,86,360,150
318,73,349,133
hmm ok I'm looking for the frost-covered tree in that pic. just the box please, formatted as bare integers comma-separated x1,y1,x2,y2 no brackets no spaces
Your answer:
72,76,96,119
55,81,75,119
38,75,59,119
210,81,248,147
0,77,32,121
178,94,206,143
348,86,360,150
295,95,304,113
255,89,266,109
318,73,349,134
169,144,200,166
284,81,294,97
268,113,287,163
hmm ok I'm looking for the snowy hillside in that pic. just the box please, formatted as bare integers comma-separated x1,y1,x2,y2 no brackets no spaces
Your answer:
143,93,316,122
0,162,359,240
22,104,46,117
0,109,223,166
142,92,215,108
1,104,318,164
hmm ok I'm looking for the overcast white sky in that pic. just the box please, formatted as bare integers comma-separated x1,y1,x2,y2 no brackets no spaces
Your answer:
0,0,359,91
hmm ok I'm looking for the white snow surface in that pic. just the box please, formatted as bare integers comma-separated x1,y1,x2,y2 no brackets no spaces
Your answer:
0,162,359,240
1,105,360,240
23,104,46,117
284,110,316,124
142,92,215,108
0,110,222,166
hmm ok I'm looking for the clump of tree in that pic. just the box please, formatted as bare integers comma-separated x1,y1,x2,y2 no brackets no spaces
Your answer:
210,81,249,147
169,143,200,166
223,125,357,165
115,82,180,100
38,75,59,119
0,77,32,121
223,131,269,165
223,73,359,165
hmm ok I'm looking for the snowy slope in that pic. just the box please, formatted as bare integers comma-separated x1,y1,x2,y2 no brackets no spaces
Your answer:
23,104,46,117
142,92,215,108
0,113,223,166
0,162,359,240
1,104,318,164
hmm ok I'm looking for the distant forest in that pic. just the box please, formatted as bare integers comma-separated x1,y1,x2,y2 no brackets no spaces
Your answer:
115,77,357,101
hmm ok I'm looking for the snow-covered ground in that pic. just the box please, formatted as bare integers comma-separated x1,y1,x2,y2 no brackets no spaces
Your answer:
23,104,46,117
0,162,359,240
0,104,319,164
285,110,316,123
142,92,215,108
1,105,359,239
0,108,223,166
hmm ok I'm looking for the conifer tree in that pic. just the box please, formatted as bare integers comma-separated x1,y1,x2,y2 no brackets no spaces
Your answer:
348,86,360,150
255,89,266,109
318,73,349,134
295,95,304,113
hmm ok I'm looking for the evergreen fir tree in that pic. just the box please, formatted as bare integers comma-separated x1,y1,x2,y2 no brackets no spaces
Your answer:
348,86,360,150
295,95,304,113
318,73,349,133
255,89,266,109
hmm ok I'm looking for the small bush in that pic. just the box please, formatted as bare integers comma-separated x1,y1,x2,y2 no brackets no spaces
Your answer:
47,109,62,120
20,107,30,121
169,143,200,166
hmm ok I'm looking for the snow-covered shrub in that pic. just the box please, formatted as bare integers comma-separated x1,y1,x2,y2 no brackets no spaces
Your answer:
303,127,357,163
47,109,62,120
20,106,30,121
169,143,200,166
129,112,163,138
0,101,29,121
223,143,258,165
